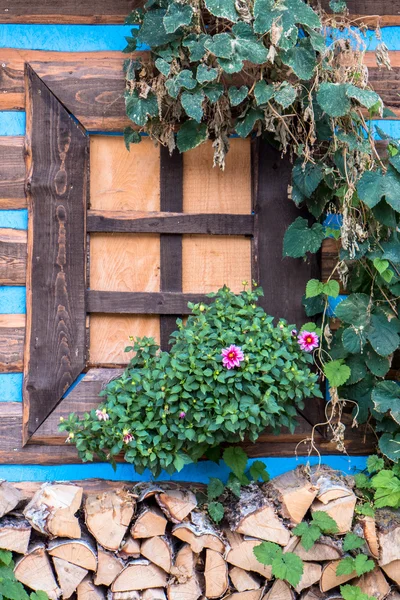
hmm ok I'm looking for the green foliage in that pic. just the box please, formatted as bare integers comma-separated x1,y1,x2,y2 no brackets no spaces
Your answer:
249,460,270,482
293,511,338,550
353,460,400,510
0,551,48,600
342,533,365,552
253,542,304,587
323,359,351,387
340,585,375,600
336,554,375,577
208,501,224,523
283,218,325,259
371,470,400,508
62,286,320,476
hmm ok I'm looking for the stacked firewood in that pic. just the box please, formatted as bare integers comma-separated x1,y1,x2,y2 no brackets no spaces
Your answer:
0,467,399,600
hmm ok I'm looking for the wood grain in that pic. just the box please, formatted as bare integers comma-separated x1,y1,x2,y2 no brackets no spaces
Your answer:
89,233,160,292
87,210,254,235
0,0,397,25
23,65,87,442
160,147,183,350
90,136,160,211
1,52,400,120
182,236,252,294
0,228,27,285
321,238,342,286
89,314,160,365
87,291,210,314
183,140,252,215
0,137,26,209
0,314,25,372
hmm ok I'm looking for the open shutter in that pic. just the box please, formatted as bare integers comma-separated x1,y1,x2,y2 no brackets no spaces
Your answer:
23,65,87,442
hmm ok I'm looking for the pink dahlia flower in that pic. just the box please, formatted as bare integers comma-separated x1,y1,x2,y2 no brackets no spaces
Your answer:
123,432,134,444
96,409,109,421
221,345,245,369
298,331,319,352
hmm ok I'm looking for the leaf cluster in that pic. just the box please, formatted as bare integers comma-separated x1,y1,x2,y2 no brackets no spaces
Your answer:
0,550,48,600
293,510,338,550
354,455,400,510
253,541,304,587
61,286,321,476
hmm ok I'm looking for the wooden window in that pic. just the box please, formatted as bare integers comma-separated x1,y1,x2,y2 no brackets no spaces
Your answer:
0,57,374,462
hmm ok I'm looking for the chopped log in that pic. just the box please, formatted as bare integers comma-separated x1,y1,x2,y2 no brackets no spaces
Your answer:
14,543,62,600
320,559,356,592
156,489,197,523
204,549,228,598
266,467,318,524
299,587,325,600
77,575,106,600
142,589,167,600
226,485,290,545
24,484,82,538
353,567,390,600
141,536,173,573
360,516,380,559
112,559,168,592
295,563,322,593
133,484,164,503
264,580,294,600
376,509,400,566
225,591,262,600
170,543,195,583
0,481,22,517
172,519,225,554
131,507,167,539
230,566,260,592
292,536,342,562
108,593,140,600
52,556,88,599
167,570,202,600
310,494,357,534
0,517,31,554
94,545,125,586
118,536,140,559
381,560,400,585
225,530,272,578
48,537,97,571
387,592,400,600
311,469,353,505
85,490,135,551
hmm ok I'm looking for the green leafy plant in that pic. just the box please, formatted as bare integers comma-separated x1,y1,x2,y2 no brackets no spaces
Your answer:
354,455,400,510
340,585,375,600
253,541,304,587
293,511,338,550
336,554,375,577
0,550,48,600
61,286,321,476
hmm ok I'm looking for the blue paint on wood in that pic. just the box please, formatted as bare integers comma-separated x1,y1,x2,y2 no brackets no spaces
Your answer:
0,373,23,402
330,27,400,51
372,120,400,139
0,287,26,314
0,112,25,136
0,25,138,52
0,212,28,230
0,455,367,483
327,294,346,317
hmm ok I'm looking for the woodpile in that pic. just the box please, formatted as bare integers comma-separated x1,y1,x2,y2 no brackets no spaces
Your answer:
0,467,397,598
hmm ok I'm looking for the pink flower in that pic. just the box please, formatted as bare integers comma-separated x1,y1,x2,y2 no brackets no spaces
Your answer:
179,411,186,419
96,409,109,421
221,345,245,369
298,331,319,352
291,329,298,336
123,431,134,444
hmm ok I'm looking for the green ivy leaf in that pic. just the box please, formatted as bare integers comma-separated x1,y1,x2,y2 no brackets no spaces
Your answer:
347,85,381,111
343,532,365,552
281,39,317,80
177,120,208,152
272,552,304,587
292,522,322,550
378,433,400,463
373,257,390,275
228,86,248,106
342,327,367,354
205,33,233,58
226,473,242,497
155,57,171,76
196,64,219,84
367,455,385,474
181,90,205,122
249,460,270,482
306,279,324,298
335,294,370,327
253,541,282,565
371,469,400,507
330,0,347,12
253,0,320,37
323,280,340,298
124,126,141,150
354,472,372,489
208,501,225,523
163,3,194,34
292,161,324,198
372,381,400,424
346,354,367,385
207,477,225,500
235,109,264,138
30,592,49,600
317,83,351,117
340,585,375,600
223,446,248,479
0,579,30,600
353,554,375,576
0,550,12,567
231,22,268,64
365,348,390,377
125,91,158,126
182,33,210,61
336,557,357,577
324,359,351,387
203,83,224,103
204,0,238,22
367,313,400,357
254,80,275,106
274,82,297,109
311,511,339,534
283,217,325,258
137,9,178,47
357,167,400,212
356,503,375,517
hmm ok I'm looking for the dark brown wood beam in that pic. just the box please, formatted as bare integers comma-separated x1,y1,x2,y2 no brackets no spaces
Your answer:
0,228,27,285
87,291,210,314
0,136,26,209
0,314,25,373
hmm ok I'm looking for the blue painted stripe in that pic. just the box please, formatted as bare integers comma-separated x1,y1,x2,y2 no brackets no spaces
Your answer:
0,112,25,136
0,25,137,52
327,294,346,317
0,373,23,402
0,455,367,482
0,211,28,230
373,120,400,139
0,287,26,314
330,26,400,51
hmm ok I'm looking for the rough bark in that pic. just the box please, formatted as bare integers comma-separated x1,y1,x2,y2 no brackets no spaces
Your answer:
0,517,31,554
24,484,82,538
156,490,197,523
48,536,97,571
376,509,400,566
172,518,225,554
